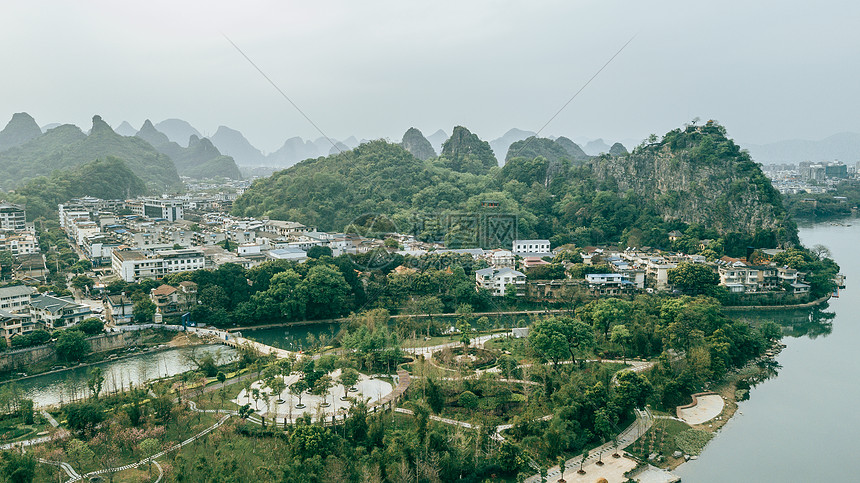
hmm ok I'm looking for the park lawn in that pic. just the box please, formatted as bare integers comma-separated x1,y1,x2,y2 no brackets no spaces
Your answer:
189,380,245,411
0,414,54,444
400,331,497,349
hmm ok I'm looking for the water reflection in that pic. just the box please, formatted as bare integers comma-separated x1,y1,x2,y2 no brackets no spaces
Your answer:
2,345,236,408
729,304,835,340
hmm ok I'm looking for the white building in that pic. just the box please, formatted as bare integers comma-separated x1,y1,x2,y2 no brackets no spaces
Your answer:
29,293,91,330
112,248,205,283
0,285,36,312
267,247,308,263
513,239,551,257
475,267,526,296
262,220,313,237
490,249,515,268
0,203,26,231
0,231,39,256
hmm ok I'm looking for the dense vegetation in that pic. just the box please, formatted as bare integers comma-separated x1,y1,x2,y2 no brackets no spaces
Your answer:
0,115,180,191
235,122,797,254
5,157,147,220
783,179,860,220
0,112,41,151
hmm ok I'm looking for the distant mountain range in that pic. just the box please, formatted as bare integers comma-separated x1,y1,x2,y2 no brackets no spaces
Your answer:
745,132,860,165
0,114,181,192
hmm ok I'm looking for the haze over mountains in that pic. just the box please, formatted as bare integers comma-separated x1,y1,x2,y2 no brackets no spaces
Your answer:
4,111,859,196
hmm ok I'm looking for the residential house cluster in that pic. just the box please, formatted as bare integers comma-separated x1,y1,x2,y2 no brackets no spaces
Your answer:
0,202,41,283
716,255,809,294
0,285,90,345
59,196,400,284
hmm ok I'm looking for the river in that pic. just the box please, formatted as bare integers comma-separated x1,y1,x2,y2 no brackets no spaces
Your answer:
3,344,237,408
676,222,860,481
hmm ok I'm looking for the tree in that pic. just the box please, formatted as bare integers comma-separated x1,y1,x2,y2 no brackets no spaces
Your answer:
312,375,334,407
530,316,595,368
55,330,89,362
302,264,351,319
291,378,309,408
268,375,287,403
0,451,35,483
66,439,94,469
459,390,478,410
18,399,34,425
610,324,632,362
307,245,333,259
65,402,104,434
338,368,360,401
132,295,156,323
77,317,104,335
87,367,105,399
667,263,719,294
70,274,94,292
139,438,161,478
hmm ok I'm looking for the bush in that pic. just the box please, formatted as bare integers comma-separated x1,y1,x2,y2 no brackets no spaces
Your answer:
459,391,479,410
77,318,104,335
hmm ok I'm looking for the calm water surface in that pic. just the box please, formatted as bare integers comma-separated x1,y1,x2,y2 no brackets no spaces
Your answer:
5,344,236,408
677,223,860,482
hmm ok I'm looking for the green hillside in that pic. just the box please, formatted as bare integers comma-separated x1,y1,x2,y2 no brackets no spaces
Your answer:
233,121,795,255
0,115,181,191
6,157,147,220
0,112,42,151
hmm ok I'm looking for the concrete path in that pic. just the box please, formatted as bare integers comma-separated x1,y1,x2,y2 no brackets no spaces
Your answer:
524,408,654,483
40,410,60,428
677,394,724,425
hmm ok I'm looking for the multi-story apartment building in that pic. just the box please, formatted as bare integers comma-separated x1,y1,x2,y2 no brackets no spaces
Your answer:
0,203,26,231
112,248,205,283
0,285,36,312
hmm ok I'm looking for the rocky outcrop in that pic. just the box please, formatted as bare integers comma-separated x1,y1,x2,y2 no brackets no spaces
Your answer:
440,126,497,174
135,119,171,147
554,136,590,161
609,142,629,156
586,123,789,236
401,127,436,160
210,125,266,166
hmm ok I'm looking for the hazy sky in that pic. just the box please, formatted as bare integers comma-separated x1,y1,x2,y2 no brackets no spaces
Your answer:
2,0,859,152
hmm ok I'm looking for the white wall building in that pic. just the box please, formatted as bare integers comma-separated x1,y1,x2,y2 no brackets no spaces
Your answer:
513,239,551,257
475,267,526,296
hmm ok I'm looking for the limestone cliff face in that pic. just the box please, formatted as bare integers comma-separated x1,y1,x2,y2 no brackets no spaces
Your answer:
586,123,789,236
401,127,436,160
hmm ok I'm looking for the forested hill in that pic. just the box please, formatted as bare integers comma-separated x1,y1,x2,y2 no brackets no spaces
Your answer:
233,122,796,254
5,157,147,220
586,122,794,242
0,115,181,192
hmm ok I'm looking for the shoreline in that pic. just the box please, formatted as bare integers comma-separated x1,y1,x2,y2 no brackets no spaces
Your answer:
721,294,831,312
0,333,209,386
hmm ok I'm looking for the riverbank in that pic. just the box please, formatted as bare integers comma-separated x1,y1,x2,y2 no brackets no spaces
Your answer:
0,330,207,386
722,294,831,312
